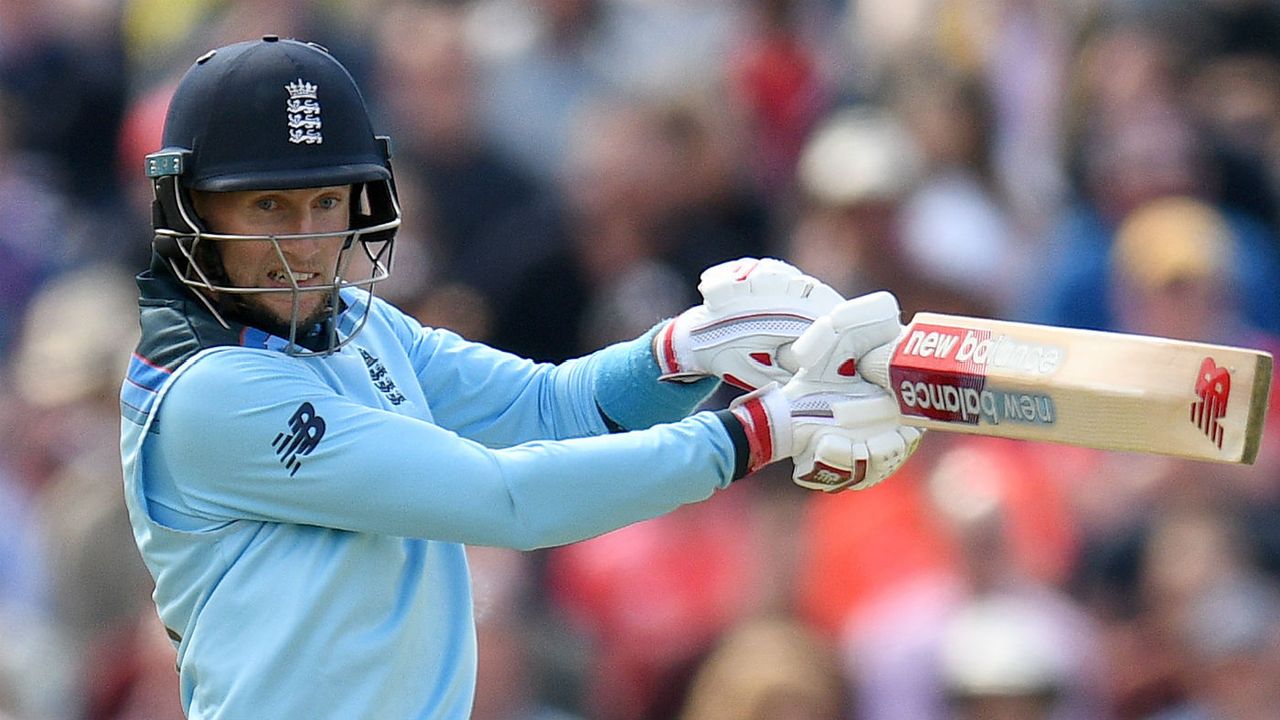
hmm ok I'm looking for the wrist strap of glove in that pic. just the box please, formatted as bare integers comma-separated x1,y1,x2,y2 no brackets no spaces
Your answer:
713,409,753,480
653,318,681,376
653,317,706,382
727,384,792,473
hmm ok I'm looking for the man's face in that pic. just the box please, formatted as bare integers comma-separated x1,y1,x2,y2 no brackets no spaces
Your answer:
192,185,351,329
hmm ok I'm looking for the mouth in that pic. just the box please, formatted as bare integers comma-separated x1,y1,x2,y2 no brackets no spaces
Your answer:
267,269,323,288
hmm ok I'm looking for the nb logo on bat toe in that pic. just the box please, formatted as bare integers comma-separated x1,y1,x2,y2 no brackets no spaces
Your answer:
1191,357,1231,449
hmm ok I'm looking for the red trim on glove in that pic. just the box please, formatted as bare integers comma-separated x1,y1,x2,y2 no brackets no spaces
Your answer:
659,320,680,374
731,397,774,472
733,259,760,281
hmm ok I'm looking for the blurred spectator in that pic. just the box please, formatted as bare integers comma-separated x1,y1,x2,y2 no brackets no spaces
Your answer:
2,265,164,720
115,74,179,264
0,434,55,718
790,105,987,316
374,1,544,311
678,615,848,720
647,98,774,284
0,1,127,209
77,610,183,720
828,437,1105,720
122,0,219,78
726,0,833,197
1150,571,1280,720
546,481,763,720
1035,16,1280,333
0,95,77,359
485,98,691,361
791,105,921,290
7,266,137,493
124,0,372,87
1187,53,1280,224
1109,196,1248,343
847,0,1082,237
471,0,739,181
1036,100,1280,335
469,0,615,180
468,545,584,720
1176,0,1280,232
0,462,45,614
1085,499,1280,719
0,601,78,720
939,595,1083,720
796,435,1079,629
890,57,1023,318
1167,0,1280,68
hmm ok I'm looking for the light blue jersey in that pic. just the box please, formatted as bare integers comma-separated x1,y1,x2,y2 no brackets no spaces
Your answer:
120,265,740,719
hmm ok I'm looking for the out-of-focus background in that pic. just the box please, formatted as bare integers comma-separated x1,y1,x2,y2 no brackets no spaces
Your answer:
2,1,1280,718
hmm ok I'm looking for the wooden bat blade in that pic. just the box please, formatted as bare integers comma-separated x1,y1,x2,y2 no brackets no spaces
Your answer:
858,313,1273,464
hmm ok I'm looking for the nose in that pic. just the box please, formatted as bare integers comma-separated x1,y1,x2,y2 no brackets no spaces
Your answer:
276,207,343,252
285,206,327,236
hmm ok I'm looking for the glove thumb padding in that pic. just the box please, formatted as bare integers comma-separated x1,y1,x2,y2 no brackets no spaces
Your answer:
790,291,903,373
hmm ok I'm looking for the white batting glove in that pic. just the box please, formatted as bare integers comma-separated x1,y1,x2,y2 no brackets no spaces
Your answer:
654,257,844,391
730,291,923,491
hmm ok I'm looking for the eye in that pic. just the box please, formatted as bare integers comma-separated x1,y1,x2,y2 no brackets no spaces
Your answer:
255,197,280,211
316,195,345,211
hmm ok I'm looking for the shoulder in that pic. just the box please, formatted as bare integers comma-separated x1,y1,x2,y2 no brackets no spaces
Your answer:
162,347,312,416
152,347,340,466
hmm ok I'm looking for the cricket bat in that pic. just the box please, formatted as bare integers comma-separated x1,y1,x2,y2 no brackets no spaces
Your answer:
852,313,1273,464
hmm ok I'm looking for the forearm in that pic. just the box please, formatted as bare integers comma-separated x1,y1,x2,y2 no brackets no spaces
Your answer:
484,411,742,548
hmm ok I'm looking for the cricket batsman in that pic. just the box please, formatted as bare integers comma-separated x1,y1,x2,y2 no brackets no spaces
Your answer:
119,36,921,718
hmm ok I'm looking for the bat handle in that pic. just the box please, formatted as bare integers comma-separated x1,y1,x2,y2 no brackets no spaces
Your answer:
776,341,894,390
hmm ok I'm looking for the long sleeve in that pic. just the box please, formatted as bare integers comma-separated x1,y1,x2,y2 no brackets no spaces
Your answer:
152,347,736,549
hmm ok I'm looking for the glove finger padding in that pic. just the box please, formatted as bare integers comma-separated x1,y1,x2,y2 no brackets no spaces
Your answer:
858,426,924,490
659,258,844,390
698,258,843,313
792,392,920,492
832,393,923,489
793,426,923,492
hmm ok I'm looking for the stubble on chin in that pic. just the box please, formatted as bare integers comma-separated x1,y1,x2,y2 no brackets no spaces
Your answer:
220,290,333,338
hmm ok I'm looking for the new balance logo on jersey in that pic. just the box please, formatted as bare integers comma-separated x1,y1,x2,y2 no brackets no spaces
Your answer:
359,348,406,405
272,402,326,476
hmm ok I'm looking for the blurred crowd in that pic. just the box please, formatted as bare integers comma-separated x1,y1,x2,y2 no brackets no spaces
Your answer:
2,0,1280,718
